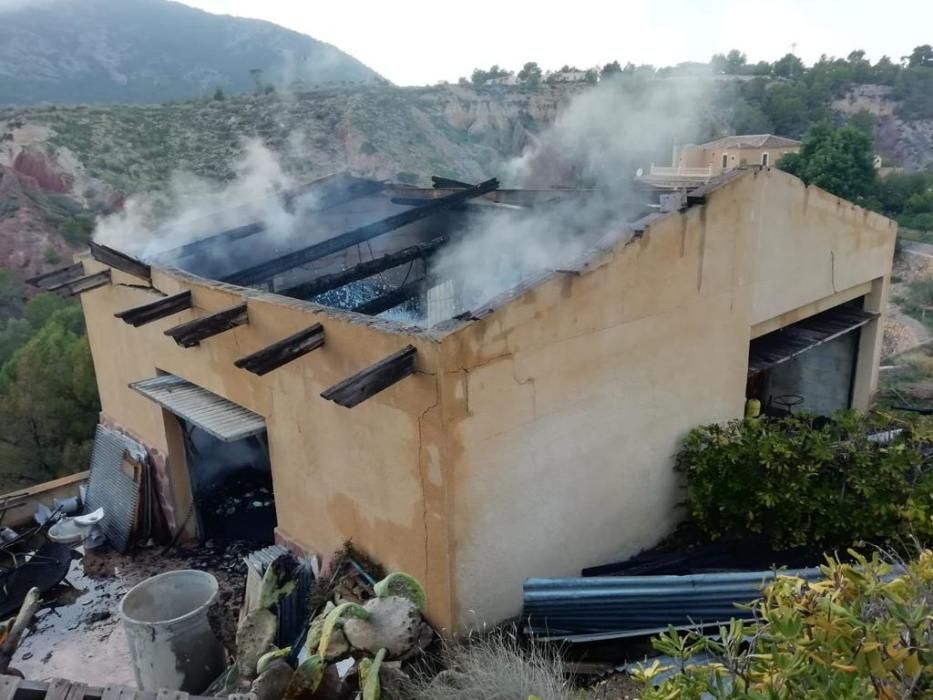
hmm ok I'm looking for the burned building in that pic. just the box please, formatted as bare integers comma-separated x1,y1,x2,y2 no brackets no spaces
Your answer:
49,167,894,632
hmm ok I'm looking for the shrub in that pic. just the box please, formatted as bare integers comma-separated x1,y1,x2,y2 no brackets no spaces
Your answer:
675,413,933,549
635,549,933,699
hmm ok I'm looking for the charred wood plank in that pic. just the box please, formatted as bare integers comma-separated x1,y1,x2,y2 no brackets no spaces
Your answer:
89,241,151,280
321,345,417,408
277,237,447,300
391,196,523,211
169,177,385,262
164,303,248,348
352,281,422,316
234,323,324,375
431,176,472,189
26,262,84,289
224,178,499,287
47,269,111,296
115,291,192,327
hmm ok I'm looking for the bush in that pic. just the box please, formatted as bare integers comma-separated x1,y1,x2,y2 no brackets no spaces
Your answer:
675,413,933,549
636,549,933,699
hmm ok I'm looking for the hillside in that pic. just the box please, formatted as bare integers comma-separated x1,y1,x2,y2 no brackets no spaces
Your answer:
0,0,379,106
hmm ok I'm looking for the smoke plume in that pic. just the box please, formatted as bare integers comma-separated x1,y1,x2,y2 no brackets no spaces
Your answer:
427,76,709,317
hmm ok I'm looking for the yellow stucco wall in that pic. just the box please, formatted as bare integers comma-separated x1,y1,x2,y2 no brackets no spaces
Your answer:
79,168,894,633
438,168,894,627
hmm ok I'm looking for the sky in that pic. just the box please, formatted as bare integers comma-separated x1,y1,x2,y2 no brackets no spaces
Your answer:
176,0,932,86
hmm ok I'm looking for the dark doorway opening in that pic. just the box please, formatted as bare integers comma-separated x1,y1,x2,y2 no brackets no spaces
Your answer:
179,420,277,544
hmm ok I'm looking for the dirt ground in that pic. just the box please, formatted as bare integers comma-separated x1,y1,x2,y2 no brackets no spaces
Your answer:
584,672,642,699
10,541,255,686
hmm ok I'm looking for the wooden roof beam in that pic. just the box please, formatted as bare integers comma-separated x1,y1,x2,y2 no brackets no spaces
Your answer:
89,241,151,281
277,236,447,300
352,281,422,316
321,345,417,408
234,323,325,375
164,303,248,348
46,269,111,297
115,291,192,327
26,262,84,290
224,178,498,287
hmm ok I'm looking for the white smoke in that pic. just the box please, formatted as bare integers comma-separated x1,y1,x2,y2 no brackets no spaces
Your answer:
426,76,710,318
93,139,307,262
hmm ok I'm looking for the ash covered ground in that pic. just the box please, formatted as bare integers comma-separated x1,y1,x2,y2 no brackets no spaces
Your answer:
12,541,258,686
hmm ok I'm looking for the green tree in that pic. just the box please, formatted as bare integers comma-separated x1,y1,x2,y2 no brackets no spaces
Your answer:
907,44,933,68
516,61,542,85
0,270,24,323
724,49,747,74
778,123,877,203
600,60,622,80
0,305,99,484
772,52,804,79
212,87,226,101
848,108,876,136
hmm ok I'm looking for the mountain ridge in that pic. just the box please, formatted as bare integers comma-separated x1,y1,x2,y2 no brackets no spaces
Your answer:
0,0,381,105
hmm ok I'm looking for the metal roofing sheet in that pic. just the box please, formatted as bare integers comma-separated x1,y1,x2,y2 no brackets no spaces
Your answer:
130,374,265,442
748,307,877,375
523,567,822,642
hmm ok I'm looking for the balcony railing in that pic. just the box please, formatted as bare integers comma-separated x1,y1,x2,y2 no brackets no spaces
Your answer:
648,165,713,178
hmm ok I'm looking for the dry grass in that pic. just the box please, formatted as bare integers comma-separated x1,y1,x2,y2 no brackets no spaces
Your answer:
403,630,576,700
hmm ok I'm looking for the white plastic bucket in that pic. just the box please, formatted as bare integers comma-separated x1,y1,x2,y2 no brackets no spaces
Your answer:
120,570,226,692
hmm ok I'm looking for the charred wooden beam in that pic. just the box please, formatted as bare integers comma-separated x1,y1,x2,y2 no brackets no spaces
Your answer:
46,269,111,296
234,323,324,375
26,262,84,289
89,241,151,280
391,196,523,211
321,345,417,408
352,281,422,316
169,177,385,262
277,237,447,300
164,303,248,348
224,178,499,287
115,291,192,327
431,176,472,189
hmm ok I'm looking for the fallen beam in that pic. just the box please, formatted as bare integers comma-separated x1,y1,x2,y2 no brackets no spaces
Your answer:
352,281,422,316
391,196,523,211
432,176,472,189
164,303,248,348
26,262,84,289
321,345,417,408
224,178,499,287
46,269,111,296
277,237,448,300
234,323,325,375
115,291,192,327
89,241,151,280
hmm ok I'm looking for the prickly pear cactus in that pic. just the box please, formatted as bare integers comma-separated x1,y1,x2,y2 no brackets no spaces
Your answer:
373,572,427,612
360,648,386,700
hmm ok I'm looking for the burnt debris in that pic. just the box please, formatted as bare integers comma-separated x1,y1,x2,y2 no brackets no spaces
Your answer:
224,178,499,287
89,241,151,281
277,236,448,301
351,280,422,316
234,324,325,376
165,303,249,348
321,345,417,408
115,291,193,327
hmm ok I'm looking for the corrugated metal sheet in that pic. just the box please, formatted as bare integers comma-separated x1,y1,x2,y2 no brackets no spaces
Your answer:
748,307,877,374
130,374,265,442
523,568,822,642
245,545,316,649
85,425,143,553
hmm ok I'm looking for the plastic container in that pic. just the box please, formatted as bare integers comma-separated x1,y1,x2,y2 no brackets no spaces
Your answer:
120,570,226,692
